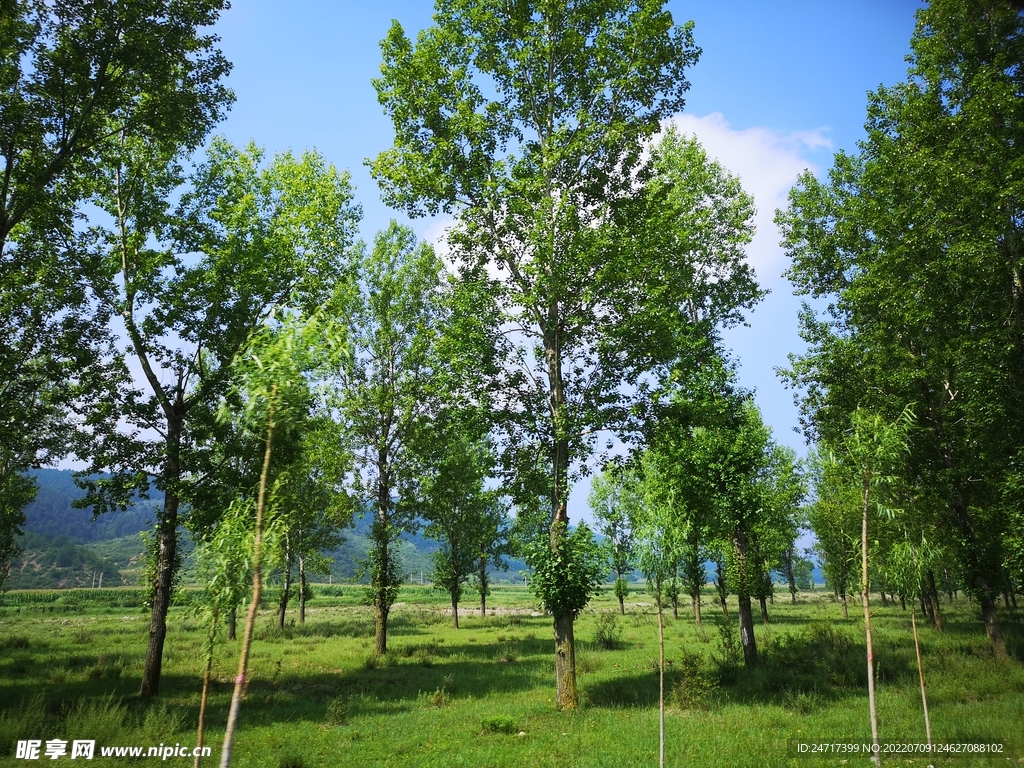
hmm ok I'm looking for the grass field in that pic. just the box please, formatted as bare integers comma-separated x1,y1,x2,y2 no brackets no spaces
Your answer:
0,585,1021,767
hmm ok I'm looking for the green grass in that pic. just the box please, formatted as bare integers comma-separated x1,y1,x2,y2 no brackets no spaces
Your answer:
0,586,1021,766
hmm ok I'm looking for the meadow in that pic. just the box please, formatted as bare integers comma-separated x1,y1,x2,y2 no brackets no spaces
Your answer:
0,585,1021,767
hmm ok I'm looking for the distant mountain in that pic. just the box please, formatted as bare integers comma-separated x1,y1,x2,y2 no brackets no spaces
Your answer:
8,470,525,590
23,469,161,542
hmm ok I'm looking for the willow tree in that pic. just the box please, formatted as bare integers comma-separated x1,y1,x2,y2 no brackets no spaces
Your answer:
371,3,760,707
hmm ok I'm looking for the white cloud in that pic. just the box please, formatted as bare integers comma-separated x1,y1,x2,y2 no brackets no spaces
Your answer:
661,112,830,281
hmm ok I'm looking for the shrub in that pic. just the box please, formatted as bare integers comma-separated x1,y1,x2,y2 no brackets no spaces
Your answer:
593,612,622,650
670,652,719,710
481,715,518,734
324,696,350,726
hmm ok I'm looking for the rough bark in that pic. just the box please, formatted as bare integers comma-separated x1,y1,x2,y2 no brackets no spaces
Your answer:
732,528,758,668
553,611,577,710
140,414,182,699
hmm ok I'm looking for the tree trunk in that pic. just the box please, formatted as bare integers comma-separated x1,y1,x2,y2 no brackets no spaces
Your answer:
553,611,578,710
785,545,797,603
452,595,459,629
899,593,906,612
479,556,487,616
545,307,578,709
715,558,728,616
298,554,306,624
926,570,943,632
840,590,849,619
692,593,702,626
947,469,1007,658
861,479,880,766
278,535,291,631
373,455,393,656
374,602,389,656
140,414,183,699
618,593,625,615
194,613,217,768
656,577,665,768
732,528,758,668
220,397,275,768
227,607,237,641
759,595,769,625
911,609,932,751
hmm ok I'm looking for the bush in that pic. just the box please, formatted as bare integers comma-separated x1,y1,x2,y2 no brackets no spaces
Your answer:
324,696,350,726
593,611,622,650
671,652,719,710
481,715,518,734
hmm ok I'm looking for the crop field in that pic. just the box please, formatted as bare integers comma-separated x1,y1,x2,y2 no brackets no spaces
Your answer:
0,586,1022,767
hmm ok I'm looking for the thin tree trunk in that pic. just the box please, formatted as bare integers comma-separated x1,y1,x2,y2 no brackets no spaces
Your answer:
479,557,487,617
926,570,943,631
657,577,665,768
785,545,797,604
227,607,236,641
861,479,880,767
298,554,306,624
452,595,459,629
278,535,291,631
140,414,183,699
692,593,702,626
911,609,932,751
759,595,769,625
195,613,218,768
841,590,849,619
220,395,275,768
899,594,906,611
715,558,728,617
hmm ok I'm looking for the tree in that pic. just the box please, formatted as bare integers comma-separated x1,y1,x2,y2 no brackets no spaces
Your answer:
826,406,913,764
420,421,502,629
84,138,359,698
627,451,685,768
0,0,232,256
371,1,762,708
0,0,232,597
218,312,327,768
331,222,445,655
589,465,635,615
777,0,1023,660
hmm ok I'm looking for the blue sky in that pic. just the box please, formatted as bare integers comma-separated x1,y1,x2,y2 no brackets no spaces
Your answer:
208,0,923,520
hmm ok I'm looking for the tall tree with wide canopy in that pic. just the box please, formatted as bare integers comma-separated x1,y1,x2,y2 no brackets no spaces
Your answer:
371,2,760,708
0,0,233,594
777,0,1024,659
84,138,360,697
